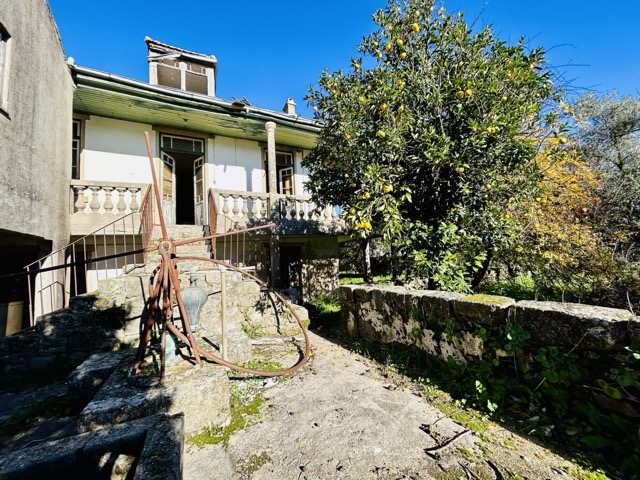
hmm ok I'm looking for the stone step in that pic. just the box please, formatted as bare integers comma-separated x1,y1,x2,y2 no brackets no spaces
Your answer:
77,348,230,434
146,244,210,255
143,258,216,274
151,225,207,242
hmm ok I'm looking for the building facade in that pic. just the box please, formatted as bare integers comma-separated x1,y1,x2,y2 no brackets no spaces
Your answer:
67,38,343,305
0,0,73,329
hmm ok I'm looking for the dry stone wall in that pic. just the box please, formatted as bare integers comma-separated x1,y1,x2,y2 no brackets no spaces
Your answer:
338,285,640,427
339,286,638,361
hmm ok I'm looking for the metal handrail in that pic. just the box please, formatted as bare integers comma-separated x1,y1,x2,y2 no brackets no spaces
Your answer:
23,185,153,325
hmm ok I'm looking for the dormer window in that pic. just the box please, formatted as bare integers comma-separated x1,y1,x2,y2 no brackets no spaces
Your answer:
146,37,217,96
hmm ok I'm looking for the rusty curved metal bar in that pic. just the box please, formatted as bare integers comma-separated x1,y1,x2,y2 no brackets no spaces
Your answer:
130,131,312,382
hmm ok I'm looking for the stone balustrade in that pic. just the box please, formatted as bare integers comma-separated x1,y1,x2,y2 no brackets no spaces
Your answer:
70,180,148,216
214,189,343,233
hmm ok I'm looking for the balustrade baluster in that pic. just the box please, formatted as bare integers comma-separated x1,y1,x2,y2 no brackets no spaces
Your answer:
89,187,101,212
324,204,332,224
260,198,267,219
129,188,139,212
220,193,229,215
73,186,86,213
103,187,114,214
299,200,305,221
241,197,249,226
116,187,127,213
231,194,240,223
250,196,259,220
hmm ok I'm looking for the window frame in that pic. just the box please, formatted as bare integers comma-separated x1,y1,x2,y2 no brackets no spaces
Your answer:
0,22,12,117
264,149,296,195
71,119,83,179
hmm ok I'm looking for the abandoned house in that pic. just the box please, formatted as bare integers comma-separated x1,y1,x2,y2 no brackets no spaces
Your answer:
0,1,345,332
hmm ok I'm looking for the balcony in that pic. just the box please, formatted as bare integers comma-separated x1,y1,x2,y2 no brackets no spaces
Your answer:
211,189,345,235
69,180,150,236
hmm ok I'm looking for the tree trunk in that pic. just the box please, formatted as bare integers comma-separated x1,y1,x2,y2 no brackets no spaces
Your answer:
471,247,494,290
361,238,372,283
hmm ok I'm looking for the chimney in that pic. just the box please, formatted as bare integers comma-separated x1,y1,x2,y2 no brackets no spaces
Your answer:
283,98,297,116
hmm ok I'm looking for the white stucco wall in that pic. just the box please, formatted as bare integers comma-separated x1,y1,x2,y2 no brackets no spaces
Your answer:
83,117,155,183
81,117,311,197
211,137,264,192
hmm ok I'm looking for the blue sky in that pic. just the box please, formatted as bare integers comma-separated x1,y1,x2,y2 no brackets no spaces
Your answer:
49,0,639,118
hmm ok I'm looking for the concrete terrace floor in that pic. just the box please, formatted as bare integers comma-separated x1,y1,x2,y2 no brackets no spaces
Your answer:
183,331,584,480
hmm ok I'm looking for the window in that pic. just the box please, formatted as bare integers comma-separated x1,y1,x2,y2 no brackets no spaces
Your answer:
155,57,210,95
265,150,295,194
0,23,11,113
161,134,204,154
71,119,82,179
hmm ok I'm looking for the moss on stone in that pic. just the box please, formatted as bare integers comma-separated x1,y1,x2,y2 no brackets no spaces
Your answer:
462,294,512,305
236,451,271,475
186,386,265,448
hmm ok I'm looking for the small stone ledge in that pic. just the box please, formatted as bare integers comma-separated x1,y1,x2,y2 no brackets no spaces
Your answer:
515,300,633,351
134,413,184,480
68,350,132,410
629,318,640,344
453,294,515,327
0,414,183,480
415,290,463,324
78,354,230,434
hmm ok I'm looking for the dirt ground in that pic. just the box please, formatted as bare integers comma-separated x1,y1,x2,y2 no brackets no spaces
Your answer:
184,331,587,480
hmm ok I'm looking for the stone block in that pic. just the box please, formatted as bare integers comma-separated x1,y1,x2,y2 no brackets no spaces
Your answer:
0,413,182,479
0,429,91,478
414,290,462,324
340,303,359,337
337,285,355,302
516,301,632,351
79,358,230,434
2,331,40,354
453,294,515,327
352,286,374,304
133,414,184,480
68,350,130,409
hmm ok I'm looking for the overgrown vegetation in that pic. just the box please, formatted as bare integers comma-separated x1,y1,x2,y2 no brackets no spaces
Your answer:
343,325,639,478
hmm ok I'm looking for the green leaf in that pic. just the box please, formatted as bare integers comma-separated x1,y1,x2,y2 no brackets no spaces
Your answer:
580,435,611,449
603,384,624,400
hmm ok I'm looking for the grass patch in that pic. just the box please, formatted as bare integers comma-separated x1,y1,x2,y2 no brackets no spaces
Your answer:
241,321,266,339
306,294,341,331
566,466,611,480
237,359,283,372
187,383,265,448
339,274,392,285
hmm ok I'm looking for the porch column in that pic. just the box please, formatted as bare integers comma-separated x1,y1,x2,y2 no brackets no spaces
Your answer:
265,121,277,194
265,121,281,288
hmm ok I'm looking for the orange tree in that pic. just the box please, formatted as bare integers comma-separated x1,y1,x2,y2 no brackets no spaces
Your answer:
304,0,563,290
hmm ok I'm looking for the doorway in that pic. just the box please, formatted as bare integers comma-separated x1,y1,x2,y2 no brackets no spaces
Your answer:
160,134,205,225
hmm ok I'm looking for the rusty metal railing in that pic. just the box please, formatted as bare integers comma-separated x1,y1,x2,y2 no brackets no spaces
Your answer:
23,185,153,325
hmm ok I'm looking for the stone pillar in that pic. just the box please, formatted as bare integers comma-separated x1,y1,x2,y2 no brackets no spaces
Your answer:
265,121,277,195
265,121,280,288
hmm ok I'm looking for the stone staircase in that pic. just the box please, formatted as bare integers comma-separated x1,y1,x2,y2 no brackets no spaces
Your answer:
144,224,213,274
0,225,311,478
